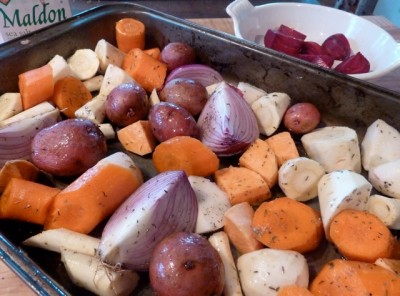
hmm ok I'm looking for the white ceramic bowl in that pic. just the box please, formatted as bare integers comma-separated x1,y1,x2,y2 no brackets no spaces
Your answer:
226,0,400,81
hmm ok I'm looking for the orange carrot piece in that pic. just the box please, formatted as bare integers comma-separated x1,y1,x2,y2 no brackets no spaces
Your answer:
44,162,143,234
239,138,278,188
277,285,314,296
252,197,324,253
310,258,400,296
122,48,167,92
223,202,264,254
18,64,54,109
115,18,145,53
144,47,161,60
0,159,39,194
0,178,60,225
117,120,157,156
214,166,271,206
52,76,93,118
329,209,396,262
265,131,299,167
152,136,219,177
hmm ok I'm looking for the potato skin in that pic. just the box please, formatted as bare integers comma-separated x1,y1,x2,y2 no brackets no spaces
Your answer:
149,232,225,296
105,82,149,127
160,42,196,71
283,102,321,134
31,119,107,177
159,78,208,116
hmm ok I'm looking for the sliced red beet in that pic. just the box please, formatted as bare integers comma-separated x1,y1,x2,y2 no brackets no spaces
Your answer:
321,33,351,61
264,29,304,56
278,24,307,40
298,54,334,68
334,52,370,74
301,41,325,55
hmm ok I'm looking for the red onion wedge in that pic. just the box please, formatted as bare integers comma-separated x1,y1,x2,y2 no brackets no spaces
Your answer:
335,52,370,74
165,64,224,87
98,170,198,271
0,102,60,167
197,82,259,156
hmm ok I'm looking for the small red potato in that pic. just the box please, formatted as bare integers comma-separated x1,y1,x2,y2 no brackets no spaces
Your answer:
160,42,196,71
149,232,225,296
105,82,149,127
283,102,321,134
31,119,107,177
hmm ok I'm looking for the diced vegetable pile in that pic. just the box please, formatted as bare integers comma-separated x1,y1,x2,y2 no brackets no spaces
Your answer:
1,17,400,296
264,24,371,74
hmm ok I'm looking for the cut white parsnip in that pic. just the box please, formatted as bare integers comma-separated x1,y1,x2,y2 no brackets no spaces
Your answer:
75,93,107,124
362,120,400,170
301,126,361,173
189,176,231,234
0,101,55,127
208,231,243,296
94,39,126,73
367,194,400,230
0,93,22,122
237,81,267,105
318,170,372,239
83,75,104,92
23,228,100,256
48,54,74,82
99,64,134,96
368,159,400,199
98,123,115,140
237,248,309,296
67,48,100,80
251,92,291,136
61,249,139,296
361,119,400,171
278,157,325,202
206,82,221,96
149,88,160,106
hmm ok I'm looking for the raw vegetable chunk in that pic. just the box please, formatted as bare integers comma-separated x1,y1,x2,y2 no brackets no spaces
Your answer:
310,259,400,296
44,152,143,234
265,131,299,167
237,248,309,296
153,136,219,177
251,92,291,136
223,202,264,254
123,48,168,92
215,166,271,206
189,176,231,234
115,18,145,53
329,209,397,262
368,159,400,199
278,157,325,202
367,194,400,230
361,118,400,171
239,138,278,188
18,64,54,109
0,159,39,194
0,178,60,224
252,197,324,253
318,170,372,240
117,120,157,156
301,126,361,173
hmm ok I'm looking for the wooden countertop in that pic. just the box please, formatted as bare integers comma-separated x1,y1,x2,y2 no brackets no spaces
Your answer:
1,15,400,296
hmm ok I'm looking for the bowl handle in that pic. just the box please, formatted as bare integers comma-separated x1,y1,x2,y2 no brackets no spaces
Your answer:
226,0,255,23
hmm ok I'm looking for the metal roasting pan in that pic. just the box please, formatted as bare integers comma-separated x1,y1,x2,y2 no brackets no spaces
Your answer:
0,3,399,295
